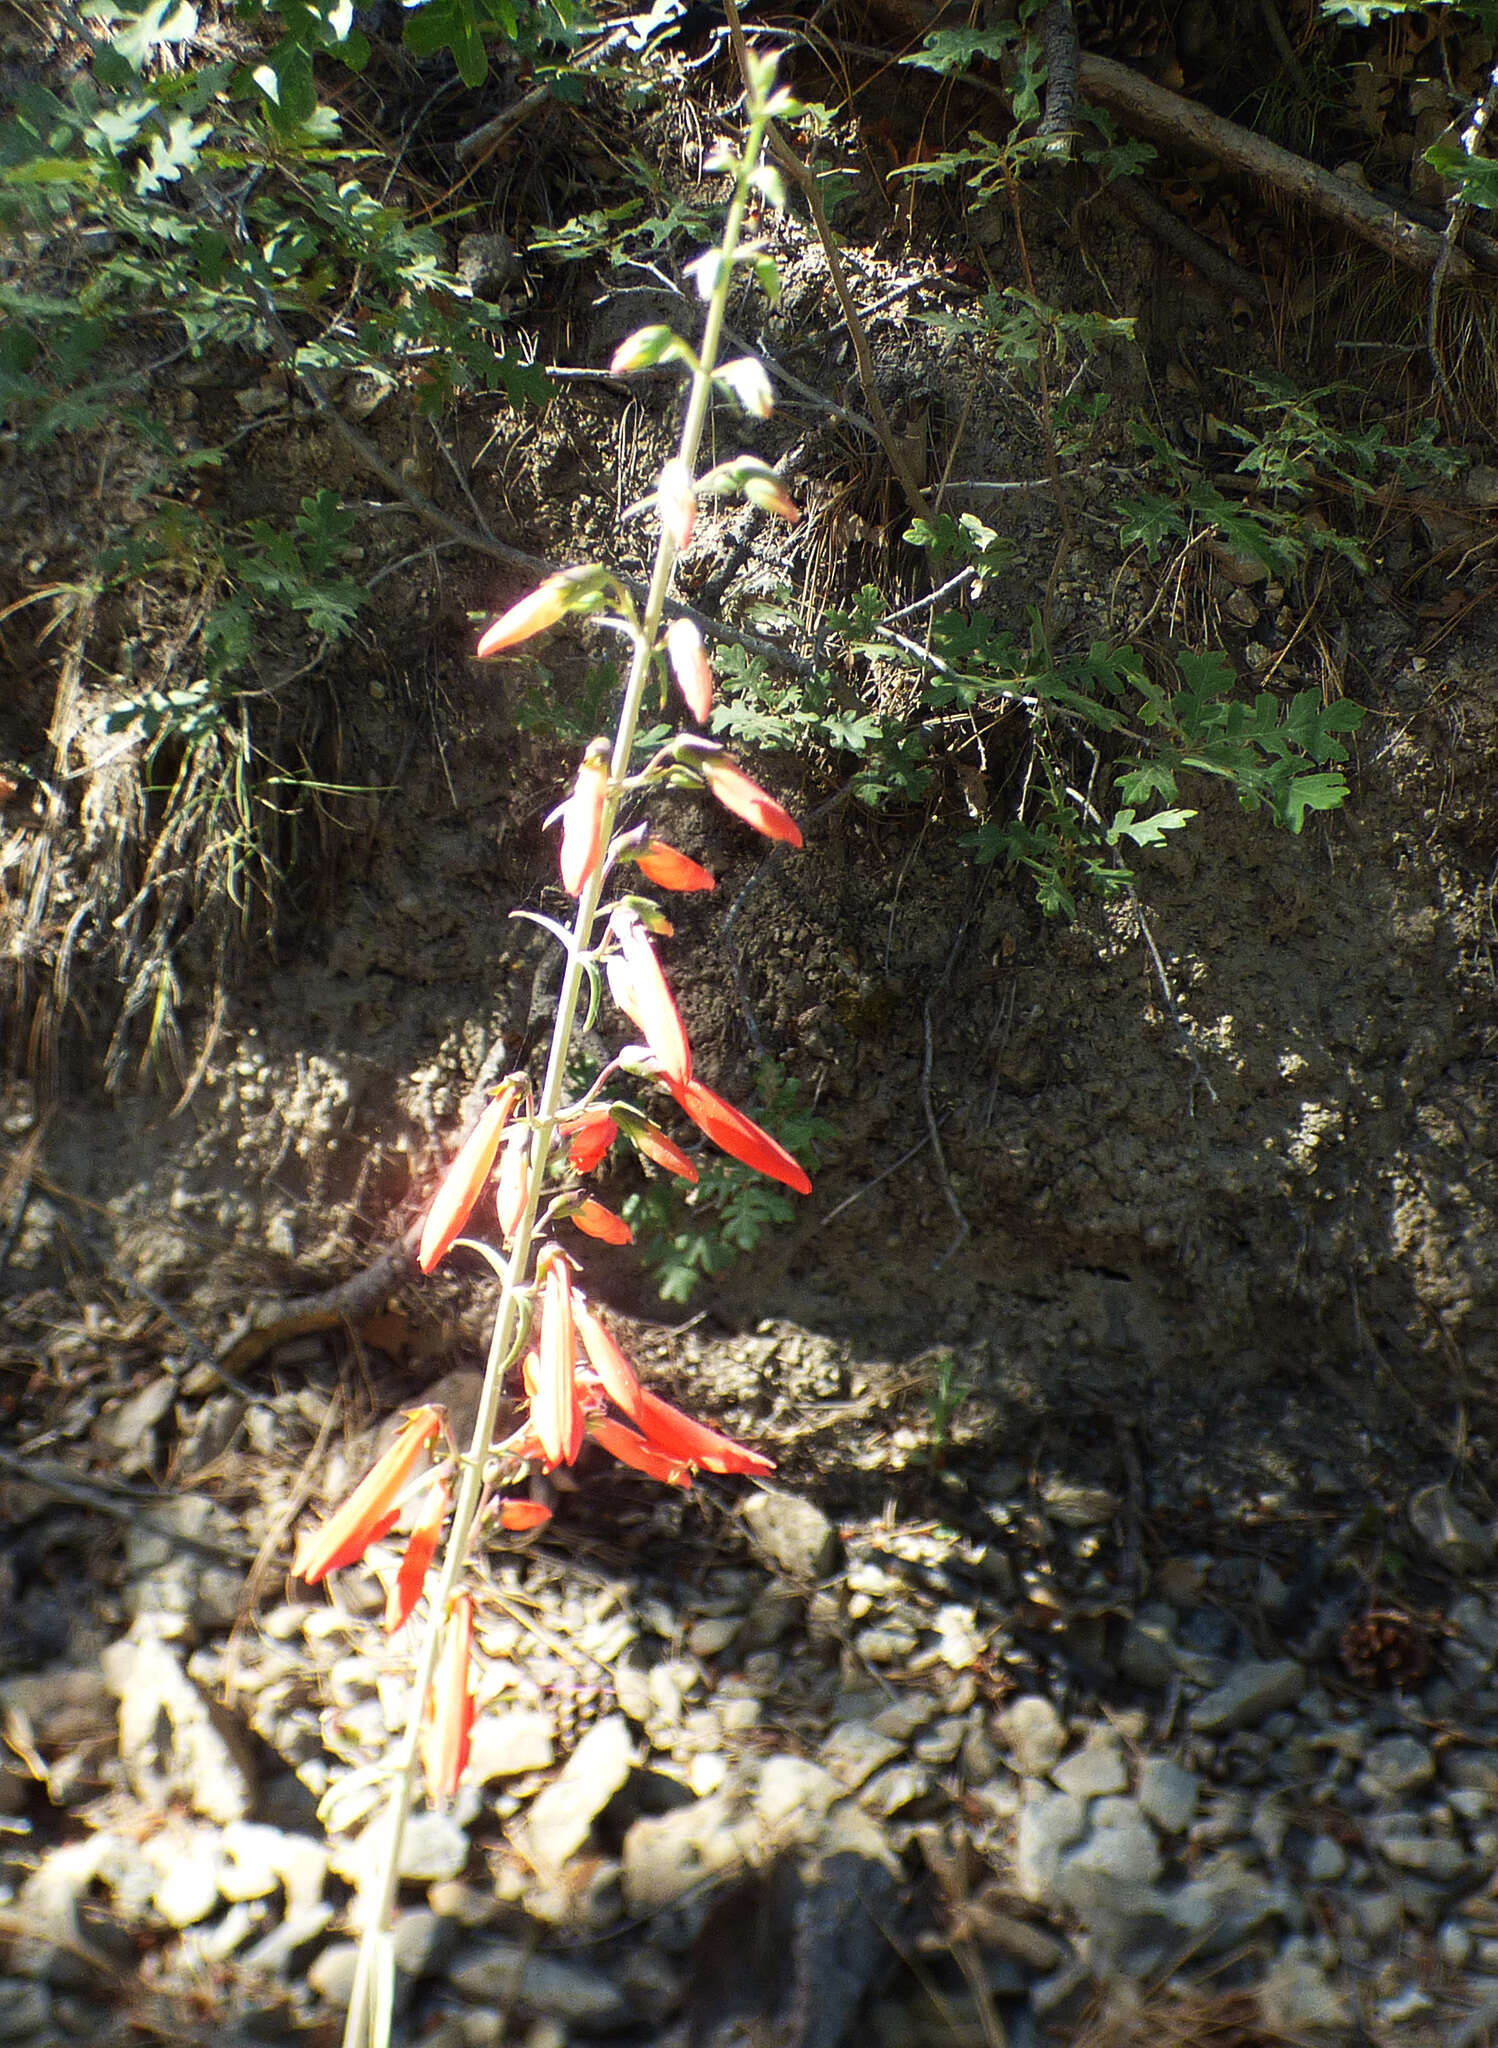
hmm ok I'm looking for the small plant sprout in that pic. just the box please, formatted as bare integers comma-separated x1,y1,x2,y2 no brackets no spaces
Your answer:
302,50,817,2048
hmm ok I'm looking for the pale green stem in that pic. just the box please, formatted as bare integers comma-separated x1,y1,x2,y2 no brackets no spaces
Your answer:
341,75,777,2048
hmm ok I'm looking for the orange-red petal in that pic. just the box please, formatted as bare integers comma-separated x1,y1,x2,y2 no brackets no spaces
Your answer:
386,1477,450,1633
570,1198,633,1246
420,1593,475,1803
560,742,611,897
573,1295,646,1421
700,755,802,847
635,841,715,892
607,908,691,1087
293,1406,446,1583
617,1109,699,1184
592,1414,694,1487
419,1083,522,1274
536,1253,584,1468
497,1497,553,1531
563,1109,619,1173
667,1076,812,1195
635,1386,776,1477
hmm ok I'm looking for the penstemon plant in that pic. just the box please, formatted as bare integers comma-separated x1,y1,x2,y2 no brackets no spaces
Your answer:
285,47,811,2048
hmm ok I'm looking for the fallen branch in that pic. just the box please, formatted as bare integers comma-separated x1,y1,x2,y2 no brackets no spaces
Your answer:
1080,53,1478,279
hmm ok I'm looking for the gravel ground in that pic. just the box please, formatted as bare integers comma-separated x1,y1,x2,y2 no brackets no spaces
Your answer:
3,1306,1498,2048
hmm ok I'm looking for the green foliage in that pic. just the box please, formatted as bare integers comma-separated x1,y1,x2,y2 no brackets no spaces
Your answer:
623,1062,832,1302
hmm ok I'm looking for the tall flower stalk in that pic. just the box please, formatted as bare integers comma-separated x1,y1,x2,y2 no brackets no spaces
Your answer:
312,50,810,2048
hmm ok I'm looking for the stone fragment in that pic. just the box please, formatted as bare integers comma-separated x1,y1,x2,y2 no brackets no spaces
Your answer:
1373,1830,1468,1879
1167,1854,1301,1953
855,1625,917,1663
94,1374,177,1453
821,1721,903,1791
0,1979,52,2041
871,1694,937,1741
1052,1731,1128,1799
912,1718,965,1767
758,1756,841,1830
522,1716,634,1876
1061,1798,1163,1887
1451,1596,1498,1660
1015,1788,1088,1901
1119,1620,1176,1690
101,1632,252,1824
1038,1478,1120,1528
467,1709,555,1783
1257,1957,1355,2036
1000,1696,1066,1778
1187,1659,1305,1732
308,1942,360,2007
860,1764,933,1817
392,1907,458,1978
1358,1736,1435,1801
1136,1758,1199,1835
1408,1483,1493,1573
623,1794,747,1913
122,1498,244,1632
688,1617,740,1659
147,1827,223,1928
240,1906,335,1976
1305,1836,1348,1882
396,1811,472,1883
741,1492,840,1580
562,1881,688,2008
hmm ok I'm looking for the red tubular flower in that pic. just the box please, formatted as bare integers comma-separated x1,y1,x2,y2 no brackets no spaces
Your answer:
386,1476,450,1633
615,1107,698,1184
664,618,714,723
573,1295,645,1421
293,1406,445,1583
497,1497,553,1531
476,567,609,657
667,1076,812,1195
657,459,697,551
495,1128,531,1243
635,841,715,892
419,1082,522,1275
635,1386,776,1477
560,740,611,896
564,1109,618,1173
699,753,803,848
421,1593,476,1804
607,908,691,1087
570,1198,633,1246
535,1252,584,1469
592,1414,693,1488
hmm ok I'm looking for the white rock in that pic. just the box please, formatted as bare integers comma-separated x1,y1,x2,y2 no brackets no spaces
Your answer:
622,1794,747,1913
1358,1736,1435,1801
1188,1659,1305,1732
1052,1731,1128,1799
757,1756,840,1830
1000,1696,1066,1778
148,1829,224,1928
1136,1758,1198,1835
1258,1957,1354,2036
101,1632,251,1824
822,1722,903,1790
1015,1788,1088,1901
521,1717,634,1876
467,1709,555,1784
449,1941,629,2030
1305,1836,1348,1883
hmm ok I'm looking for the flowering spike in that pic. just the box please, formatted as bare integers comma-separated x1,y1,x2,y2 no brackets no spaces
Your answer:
635,1386,776,1477
293,1406,445,1583
419,1082,522,1275
536,1251,584,1468
560,740,611,897
664,618,714,723
497,1497,553,1531
563,1109,618,1174
475,567,610,657
614,1106,698,1183
635,841,715,892
607,907,692,1087
668,1075,812,1195
573,1295,646,1421
386,1477,450,1633
569,1198,633,1245
420,1593,475,1804
591,1414,694,1487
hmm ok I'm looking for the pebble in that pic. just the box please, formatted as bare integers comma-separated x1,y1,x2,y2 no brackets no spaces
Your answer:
1305,1836,1349,1882
394,1811,471,1883
449,1940,630,2028
861,1764,933,1817
1015,1789,1088,1899
467,1709,555,1783
1408,1483,1492,1573
1001,1697,1066,1778
101,1632,252,1825
0,1980,52,2041
1051,1730,1128,1798
522,1716,635,1875
688,1616,740,1658
1135,1758,1199,1834
741,1491,840,1579
1358,1736,1435,1801
822,1721,903,1789
1188,1659,1305,1732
